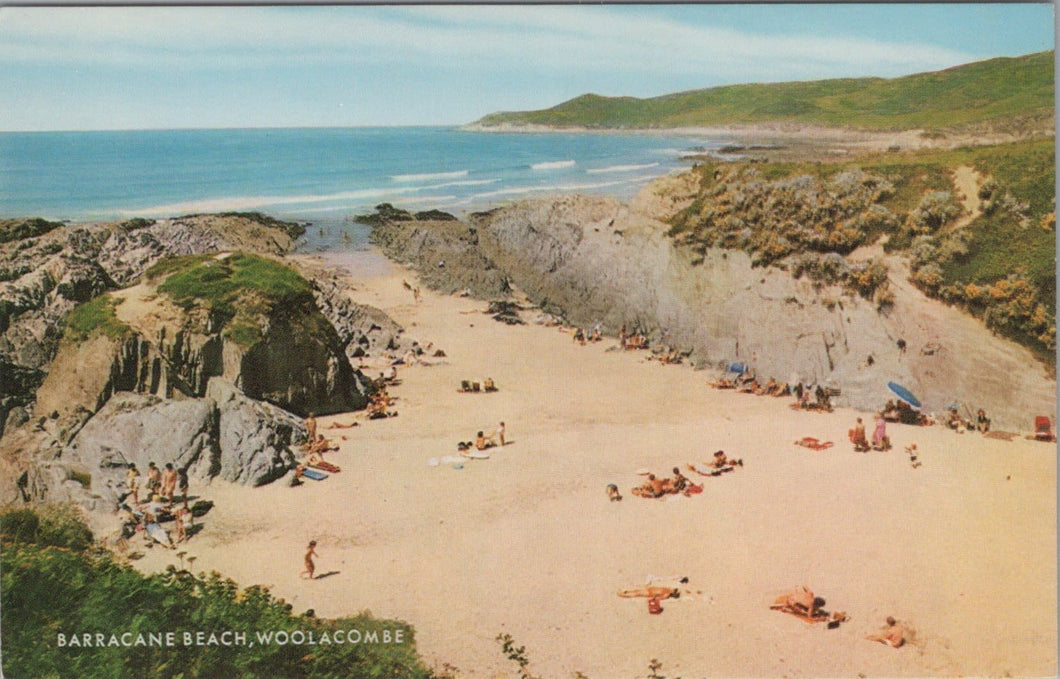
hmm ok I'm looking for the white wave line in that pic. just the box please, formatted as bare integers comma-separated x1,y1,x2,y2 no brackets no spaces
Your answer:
586,162,660,174
390,170,469,183
531,160,576,170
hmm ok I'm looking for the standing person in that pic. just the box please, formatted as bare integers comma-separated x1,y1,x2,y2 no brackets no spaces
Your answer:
161,463,178,504
125,464,141,505
177,469,190,509
850,418,870,452
305,413,317,444
497,421,506,446
872,414,890,450
301,541,319,580
145,462,162,495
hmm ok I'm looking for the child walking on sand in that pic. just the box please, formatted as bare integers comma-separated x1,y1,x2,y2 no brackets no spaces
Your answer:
301,541,319,579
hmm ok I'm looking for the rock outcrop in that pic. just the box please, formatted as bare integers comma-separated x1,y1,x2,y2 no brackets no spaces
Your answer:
368,189,1056,430
0,214,303,436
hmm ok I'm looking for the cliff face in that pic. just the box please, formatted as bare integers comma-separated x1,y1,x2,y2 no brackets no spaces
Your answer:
370,189,1055,430
0,215,300,436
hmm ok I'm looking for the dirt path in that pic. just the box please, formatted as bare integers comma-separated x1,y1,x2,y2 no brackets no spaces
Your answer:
950,165,983,230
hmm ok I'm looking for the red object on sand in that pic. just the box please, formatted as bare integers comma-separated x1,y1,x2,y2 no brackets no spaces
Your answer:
648,598,663,614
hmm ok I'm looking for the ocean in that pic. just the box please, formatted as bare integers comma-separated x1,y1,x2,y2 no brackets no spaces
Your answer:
0,127,714,251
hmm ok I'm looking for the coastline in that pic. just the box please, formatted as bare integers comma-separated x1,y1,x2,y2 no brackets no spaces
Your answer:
129,249,1057,678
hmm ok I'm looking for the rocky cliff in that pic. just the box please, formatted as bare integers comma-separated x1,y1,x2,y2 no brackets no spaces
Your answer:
367,183,1055,431
0,215,418,514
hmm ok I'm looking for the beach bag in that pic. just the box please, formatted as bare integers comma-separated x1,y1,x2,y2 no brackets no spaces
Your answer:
648,598,663,614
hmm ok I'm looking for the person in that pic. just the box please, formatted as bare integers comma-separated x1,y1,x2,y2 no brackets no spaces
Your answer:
125,464,141,505
618,586,680,599
771,585,820,619
712,450,742,469
174,506,190,543
872,414,891,451
976,409,991,433
302,541,319,579
497,421,506,446
483,377,498,393
145,462,162,495
161,463,178,503
669,467,689,492
632,474,667,498
573,328,585,344
305,413,317,443
177,469,190,509
607,484,623,502
850,418,870,452
413,286,421,303
475,431,496,451
865,616,905,648
619,324,628,349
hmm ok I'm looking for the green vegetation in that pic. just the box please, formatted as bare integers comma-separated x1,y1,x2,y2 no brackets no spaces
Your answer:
148,253,316,347
63,294,130,342
2,506,436,679
0,217,64,244
476,51,1053,132
669,138,1055,358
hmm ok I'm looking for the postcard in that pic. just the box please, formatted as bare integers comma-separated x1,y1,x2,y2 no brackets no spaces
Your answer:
0,4,1055,678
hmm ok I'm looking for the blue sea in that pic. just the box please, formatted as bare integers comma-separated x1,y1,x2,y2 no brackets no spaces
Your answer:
0,126,716,251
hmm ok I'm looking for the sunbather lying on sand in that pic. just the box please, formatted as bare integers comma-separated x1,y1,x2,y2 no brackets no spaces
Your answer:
618,586,680,599
865,617,905,647
711,450,742,468
631,473,668,498
771,585,818,618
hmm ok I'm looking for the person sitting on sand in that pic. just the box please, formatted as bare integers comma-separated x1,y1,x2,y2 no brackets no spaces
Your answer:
976,408,991,433
301,541,318,579
865,616,905,648
712,450,742,469
670,467,690,492
850,418,870,452
607,484,623,502
483,377,498,393
945,408,967,431
573,328,586,345
475,431,497,451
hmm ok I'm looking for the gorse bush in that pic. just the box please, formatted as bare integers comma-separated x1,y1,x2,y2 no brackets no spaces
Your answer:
1,506,437,679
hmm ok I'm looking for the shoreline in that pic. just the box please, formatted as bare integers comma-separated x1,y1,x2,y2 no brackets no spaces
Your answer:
130,249,1057,678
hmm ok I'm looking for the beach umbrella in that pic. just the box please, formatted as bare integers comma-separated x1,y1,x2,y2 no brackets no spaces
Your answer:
887,381,922,409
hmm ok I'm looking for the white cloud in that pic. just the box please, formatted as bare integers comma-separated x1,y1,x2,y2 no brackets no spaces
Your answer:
0,5,975,80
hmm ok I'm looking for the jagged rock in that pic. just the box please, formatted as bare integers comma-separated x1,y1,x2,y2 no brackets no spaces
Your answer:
206,378,301,486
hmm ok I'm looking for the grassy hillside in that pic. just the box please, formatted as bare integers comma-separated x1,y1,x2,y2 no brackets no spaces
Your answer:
668,138,1056,361
1,505,437,679
476,51,1054,132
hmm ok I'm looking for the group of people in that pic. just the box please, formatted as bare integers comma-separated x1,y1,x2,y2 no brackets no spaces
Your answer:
119,461,194,550
618,324,649,351
849,415,892,452
456,423,507,453
630,466,702,498
572,324,603,345
771,586,905,647
791,382,834,412
459,377,498,393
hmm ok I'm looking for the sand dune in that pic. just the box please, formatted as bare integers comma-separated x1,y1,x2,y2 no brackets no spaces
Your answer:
135,253,1056,678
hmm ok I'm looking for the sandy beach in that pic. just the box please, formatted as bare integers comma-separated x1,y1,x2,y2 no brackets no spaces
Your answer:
135,251,1056,678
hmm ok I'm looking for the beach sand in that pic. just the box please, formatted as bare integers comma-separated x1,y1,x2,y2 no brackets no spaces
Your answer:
136,252,1056,678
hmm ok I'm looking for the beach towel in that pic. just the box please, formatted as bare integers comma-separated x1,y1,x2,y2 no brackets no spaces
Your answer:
983,430,1018,441
145,522,173,548
461,450,490,460
301,468,328,481
795,437,834,450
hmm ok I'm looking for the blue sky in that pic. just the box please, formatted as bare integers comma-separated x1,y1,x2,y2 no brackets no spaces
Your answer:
0,3,1053,131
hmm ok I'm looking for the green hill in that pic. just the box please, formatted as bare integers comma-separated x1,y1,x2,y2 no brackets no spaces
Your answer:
474,51,1054,131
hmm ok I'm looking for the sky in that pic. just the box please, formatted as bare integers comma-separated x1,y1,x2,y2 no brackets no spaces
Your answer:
0,3,1054,131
